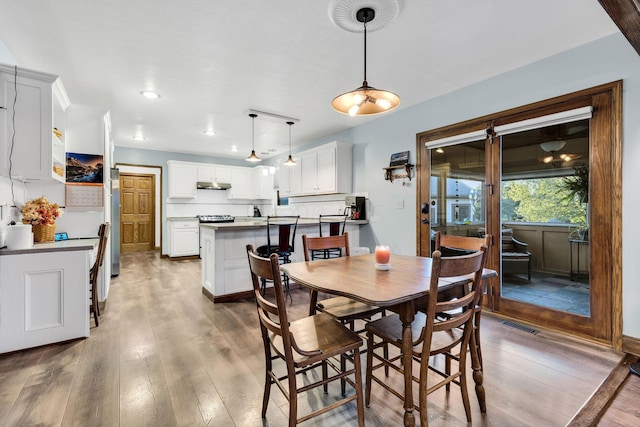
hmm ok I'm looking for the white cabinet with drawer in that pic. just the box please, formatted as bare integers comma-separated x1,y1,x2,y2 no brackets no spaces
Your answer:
168,218,199,257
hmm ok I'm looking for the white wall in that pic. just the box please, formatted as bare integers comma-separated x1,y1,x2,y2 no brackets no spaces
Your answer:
297,33,640,339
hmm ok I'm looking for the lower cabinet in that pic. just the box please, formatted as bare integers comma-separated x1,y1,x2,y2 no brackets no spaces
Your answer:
168,219,199,257
0,248,92,353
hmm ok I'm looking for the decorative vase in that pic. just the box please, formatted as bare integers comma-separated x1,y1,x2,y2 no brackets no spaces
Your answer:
32,224,56,242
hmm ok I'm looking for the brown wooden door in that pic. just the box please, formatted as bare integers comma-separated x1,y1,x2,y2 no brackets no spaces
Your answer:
416,82,622,346
121,173,155,253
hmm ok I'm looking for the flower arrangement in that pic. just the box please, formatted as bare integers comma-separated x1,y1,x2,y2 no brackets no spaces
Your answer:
21,196,63,225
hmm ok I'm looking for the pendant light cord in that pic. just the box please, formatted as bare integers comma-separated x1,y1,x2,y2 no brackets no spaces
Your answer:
363,17,368,84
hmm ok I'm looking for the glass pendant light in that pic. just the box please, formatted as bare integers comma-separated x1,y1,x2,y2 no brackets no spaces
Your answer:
246,113,261,162
331,7,400,116
284,121,296,166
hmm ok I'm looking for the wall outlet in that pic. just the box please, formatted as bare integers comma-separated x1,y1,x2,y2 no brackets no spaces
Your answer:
396,199,404,209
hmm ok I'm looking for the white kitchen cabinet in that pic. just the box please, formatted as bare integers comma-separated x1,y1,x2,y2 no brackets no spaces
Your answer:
168,218,199,257
0,64,70,182
278,160,299,197
197,164,231,183
252,166,274,200
293,141,352,196
0,244,94,353
168,160,197,198
227,167,253,199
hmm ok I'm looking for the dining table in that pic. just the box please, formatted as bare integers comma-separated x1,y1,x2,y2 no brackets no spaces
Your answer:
281,252,497,427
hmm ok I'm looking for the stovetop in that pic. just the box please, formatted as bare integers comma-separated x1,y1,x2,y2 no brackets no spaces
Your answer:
198,215,235,223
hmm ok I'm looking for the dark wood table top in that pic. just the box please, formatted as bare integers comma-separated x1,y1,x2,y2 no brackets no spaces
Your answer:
282,253,497,307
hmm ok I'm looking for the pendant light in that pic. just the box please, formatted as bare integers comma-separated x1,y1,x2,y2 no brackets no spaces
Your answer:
284,121,296,166
331,7,400,116
246,113,261,162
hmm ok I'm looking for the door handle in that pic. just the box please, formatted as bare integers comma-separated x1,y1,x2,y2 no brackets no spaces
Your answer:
421,217,429,224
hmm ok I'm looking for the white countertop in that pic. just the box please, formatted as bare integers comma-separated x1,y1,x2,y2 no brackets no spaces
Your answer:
199,217,368,230
0,238,99,256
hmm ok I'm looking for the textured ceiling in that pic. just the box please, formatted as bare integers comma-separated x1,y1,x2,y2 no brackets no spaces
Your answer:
0,1,619,162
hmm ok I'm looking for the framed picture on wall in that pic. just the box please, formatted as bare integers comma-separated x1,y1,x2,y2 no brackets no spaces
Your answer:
389,151,410,167
66,152,104,185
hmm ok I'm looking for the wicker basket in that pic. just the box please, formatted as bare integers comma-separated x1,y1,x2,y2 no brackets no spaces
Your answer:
33,224,56,242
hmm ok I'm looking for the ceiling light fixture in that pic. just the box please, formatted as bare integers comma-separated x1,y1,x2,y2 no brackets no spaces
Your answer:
132,135,147,141
230,145,238,152
331,7,400,116
140,90,161,99
284,121,296,166
246,113,261,162
203,129,216,136
538,140,580,165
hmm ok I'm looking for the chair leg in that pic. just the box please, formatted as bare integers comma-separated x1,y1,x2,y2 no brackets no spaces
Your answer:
471,308,487,412
528,260,532,280
459,350,472,422
261,335,273,418
353,344,365,427
91,283,99,327
365,332,374,407
322,360,328,393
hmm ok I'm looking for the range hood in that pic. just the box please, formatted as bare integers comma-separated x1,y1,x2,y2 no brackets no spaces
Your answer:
197,181,231,190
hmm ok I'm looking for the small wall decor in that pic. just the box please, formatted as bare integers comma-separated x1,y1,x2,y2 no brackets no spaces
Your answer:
65,152,104,208
66,152,104,184
384,151,414,183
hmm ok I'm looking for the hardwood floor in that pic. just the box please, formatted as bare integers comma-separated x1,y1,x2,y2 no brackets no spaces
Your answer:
0,251,628,426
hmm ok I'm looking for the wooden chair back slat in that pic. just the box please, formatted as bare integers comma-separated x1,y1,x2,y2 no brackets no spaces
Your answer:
302,233,350,259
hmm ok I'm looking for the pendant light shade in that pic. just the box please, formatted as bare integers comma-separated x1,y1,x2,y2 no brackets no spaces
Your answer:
331,7,399,116
246,113,261,162
284,121,296,166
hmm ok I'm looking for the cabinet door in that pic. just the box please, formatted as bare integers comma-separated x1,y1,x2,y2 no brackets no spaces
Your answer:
316,146,336,193
228,168,253,199
168,162,197,198
288,159,302,196
197,165,214,181
214,166,231,183
253,166,274,199
300,152,317,194
170,228,199,257
0,67,67,182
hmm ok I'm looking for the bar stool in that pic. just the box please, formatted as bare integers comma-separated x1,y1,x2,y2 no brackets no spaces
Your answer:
311,214,348,259
256,215,299,296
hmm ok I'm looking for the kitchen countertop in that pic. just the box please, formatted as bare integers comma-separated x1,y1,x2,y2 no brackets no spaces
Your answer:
0,238,99,256
199,217,368,230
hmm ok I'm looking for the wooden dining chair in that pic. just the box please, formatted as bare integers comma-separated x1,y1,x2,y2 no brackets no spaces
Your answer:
435,231,491,411
246,244,365,427
89,222,110,326
302,232,387,393
312,214,348,259
364,246,488,425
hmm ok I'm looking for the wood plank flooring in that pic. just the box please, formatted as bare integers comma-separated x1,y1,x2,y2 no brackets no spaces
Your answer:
0,251,628,426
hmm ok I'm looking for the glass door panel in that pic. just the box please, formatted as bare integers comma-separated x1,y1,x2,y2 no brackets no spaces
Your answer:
430,140,487,251
499,119,590,317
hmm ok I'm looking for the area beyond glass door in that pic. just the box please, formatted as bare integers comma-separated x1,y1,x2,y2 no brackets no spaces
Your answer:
499,119,590,317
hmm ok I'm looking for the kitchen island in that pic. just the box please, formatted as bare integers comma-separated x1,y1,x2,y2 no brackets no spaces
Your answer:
0,239,98,353
199,218,367,302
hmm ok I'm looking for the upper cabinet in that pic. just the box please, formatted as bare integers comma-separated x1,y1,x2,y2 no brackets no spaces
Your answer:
0,64,70,182
252,166,274,200
227,167,253,199
197,164,231,183
289,141,352,197
168,160,197,198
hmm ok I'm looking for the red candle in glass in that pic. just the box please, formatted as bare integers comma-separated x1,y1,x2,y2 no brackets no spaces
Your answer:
375,245,391,264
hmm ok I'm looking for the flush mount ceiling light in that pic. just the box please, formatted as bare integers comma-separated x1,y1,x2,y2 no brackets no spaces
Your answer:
331,7,400,116
246,113,261,162
132,135,147,141
203,129,216,136
284,121,296,166
140,90,161,99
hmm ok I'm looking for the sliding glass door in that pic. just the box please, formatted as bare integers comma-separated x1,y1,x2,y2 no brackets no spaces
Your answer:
416,82,621,344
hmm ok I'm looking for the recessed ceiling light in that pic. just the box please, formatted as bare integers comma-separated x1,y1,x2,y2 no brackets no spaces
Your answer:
230,145,238,152
132,135,147,141
203,130,216,136
140,91,161,99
